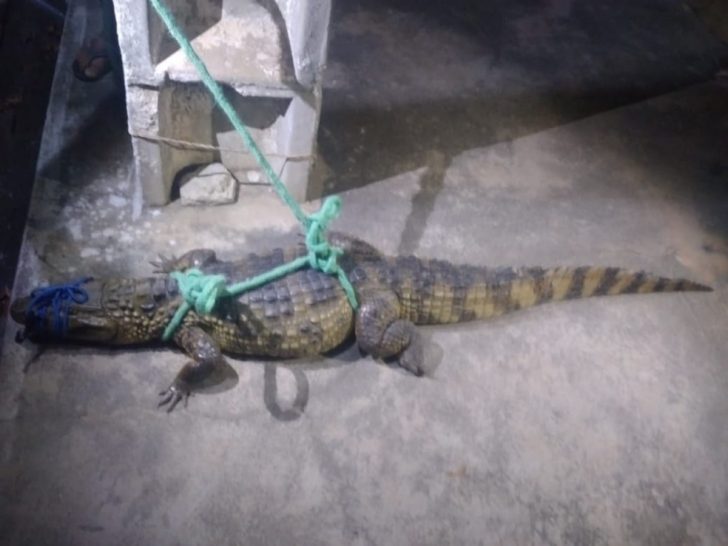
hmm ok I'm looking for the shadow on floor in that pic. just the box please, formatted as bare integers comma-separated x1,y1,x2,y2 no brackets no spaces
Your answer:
318,0,725,252
593,81,728,282
0,0,63,343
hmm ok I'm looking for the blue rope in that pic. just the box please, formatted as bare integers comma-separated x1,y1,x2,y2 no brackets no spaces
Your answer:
24,277,92,338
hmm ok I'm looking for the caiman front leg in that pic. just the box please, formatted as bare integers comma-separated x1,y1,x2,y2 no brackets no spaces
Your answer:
355,289,425,376
150,248,217,274
158,325,225,412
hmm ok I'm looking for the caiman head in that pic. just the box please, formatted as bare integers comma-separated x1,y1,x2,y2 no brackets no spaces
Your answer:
10,277,166,345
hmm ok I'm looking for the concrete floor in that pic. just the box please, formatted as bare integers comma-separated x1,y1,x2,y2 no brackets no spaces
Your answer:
2,0,728,544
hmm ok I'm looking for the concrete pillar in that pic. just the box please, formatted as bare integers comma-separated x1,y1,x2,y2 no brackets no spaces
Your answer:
112,0,331,205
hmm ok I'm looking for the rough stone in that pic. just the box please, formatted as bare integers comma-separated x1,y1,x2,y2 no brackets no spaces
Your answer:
112,0,331,206
179,162,237,206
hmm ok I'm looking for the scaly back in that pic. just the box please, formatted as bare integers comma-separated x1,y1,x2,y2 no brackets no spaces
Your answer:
370,256,710,325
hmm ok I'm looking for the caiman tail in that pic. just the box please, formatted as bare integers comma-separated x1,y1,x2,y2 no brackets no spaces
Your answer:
386,257,712,325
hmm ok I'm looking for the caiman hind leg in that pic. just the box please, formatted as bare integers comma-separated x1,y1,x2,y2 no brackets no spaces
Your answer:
355,290,425,376
150,249,217,273
159,325,225,412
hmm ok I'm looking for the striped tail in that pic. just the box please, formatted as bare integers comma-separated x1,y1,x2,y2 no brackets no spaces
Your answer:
523,266,711,305
397,259,711,325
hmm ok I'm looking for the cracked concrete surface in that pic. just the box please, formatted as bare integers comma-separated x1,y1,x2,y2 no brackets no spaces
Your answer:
1,0,727,544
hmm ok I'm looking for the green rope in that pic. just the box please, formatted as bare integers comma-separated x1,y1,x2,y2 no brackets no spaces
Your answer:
148,0,359,341
162,198,358,341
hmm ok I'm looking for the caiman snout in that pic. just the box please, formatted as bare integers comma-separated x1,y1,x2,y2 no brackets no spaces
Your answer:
9,280,120,343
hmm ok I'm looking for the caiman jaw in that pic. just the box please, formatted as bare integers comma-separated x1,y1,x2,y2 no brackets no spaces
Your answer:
10,296,28,325
10,296,32,343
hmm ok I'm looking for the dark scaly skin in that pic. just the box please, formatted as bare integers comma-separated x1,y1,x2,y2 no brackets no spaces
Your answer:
10,233,711,410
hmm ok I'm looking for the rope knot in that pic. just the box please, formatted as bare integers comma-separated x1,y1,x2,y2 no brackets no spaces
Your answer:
171,269,228,315
305,196,344,274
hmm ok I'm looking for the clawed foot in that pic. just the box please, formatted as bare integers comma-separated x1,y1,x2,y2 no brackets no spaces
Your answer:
149,254,178,274
399,331,443,377
396,349,425,377
396,329,426,376
398,355,425,376
158,381,190,413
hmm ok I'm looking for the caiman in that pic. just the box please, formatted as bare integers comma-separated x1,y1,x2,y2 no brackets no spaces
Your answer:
9,233,711,411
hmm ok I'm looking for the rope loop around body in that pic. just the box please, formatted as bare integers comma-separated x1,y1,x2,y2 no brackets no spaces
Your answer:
161,196,359,342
